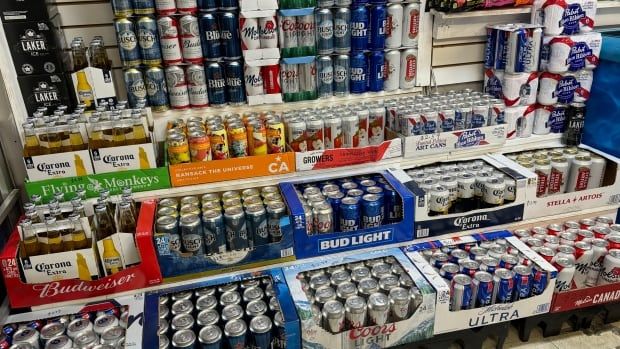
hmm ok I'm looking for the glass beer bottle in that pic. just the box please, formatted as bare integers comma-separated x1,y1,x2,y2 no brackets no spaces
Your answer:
89,117,105,149
94,205,116,241
68,119,87,150
118,201,136,233
69,213,90,250
45,216,64,253
20,219,40,257
22,122,42,156
102,239,123,275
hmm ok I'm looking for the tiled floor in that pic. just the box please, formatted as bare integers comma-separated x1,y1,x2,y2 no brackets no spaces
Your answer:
478,317,620,349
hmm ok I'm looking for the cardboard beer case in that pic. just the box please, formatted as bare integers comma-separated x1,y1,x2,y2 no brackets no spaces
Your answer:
282,248,436,349
403,231,557,334
0,201,162,309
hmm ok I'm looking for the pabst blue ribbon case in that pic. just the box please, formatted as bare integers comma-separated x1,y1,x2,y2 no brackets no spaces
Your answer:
280,170,414,259
532,0,596,36
539,33,602,73
403,230,556,334
282,248,435,349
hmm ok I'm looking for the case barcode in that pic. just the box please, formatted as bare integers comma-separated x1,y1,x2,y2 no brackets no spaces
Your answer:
281,247,294,258
610,194,620,204
536,303,549,314
417,228,430,238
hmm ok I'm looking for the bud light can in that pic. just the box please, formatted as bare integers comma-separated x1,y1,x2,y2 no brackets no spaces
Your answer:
240,17,260,50
137,16,162,66
158,16,183,65
361,194,382,228
316,8,334,55
225,60,246,105
220,12,242,59
333,55,350,96
179,15,203,63
472,271,494,307
368,50,385,92
493,268,515,304
369,5,387,51
317,55,334,98
350,6,369,52
165,65,191,109
186,64,209,108
350,52,367,94
124,68,148,108
206,62,227,107
339,197,360,232
145,66,170,112
115,18,141,67
334,8,351,54
199,12,222,61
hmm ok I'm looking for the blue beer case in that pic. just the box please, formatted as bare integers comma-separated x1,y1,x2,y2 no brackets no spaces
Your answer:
279,170,415,259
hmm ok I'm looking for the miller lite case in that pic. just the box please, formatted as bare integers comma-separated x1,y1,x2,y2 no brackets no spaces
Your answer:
18,73,73,115
3,18,67,76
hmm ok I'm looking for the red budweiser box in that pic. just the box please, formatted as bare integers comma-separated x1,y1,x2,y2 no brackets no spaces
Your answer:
0,200,162,309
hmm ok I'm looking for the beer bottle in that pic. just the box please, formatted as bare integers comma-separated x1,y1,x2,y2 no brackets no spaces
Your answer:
101,120,114,148
26,208,42,224
44,122,62,154
50,207,64,221
76,71,95,108
68,119,87,151
22,122,43,156
71,38,88,71
75,188,87,200
69,212,90,250
99,189,115,218
76,253,92,281
118,201,136,234
111,113,127,146
20,219,40,257
94,205,116,241
121,194,137,219
45,216,64,253
131,112,148,144
74,203,87,218
53,191,65,204
88,117,105,149
102,238,124,275
60,219,74,252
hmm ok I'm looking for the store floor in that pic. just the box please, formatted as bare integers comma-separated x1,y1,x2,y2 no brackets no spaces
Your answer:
448,316,620,348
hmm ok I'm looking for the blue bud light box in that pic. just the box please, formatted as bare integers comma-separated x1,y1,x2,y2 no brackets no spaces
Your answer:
279,170,415,259
583,31,620,158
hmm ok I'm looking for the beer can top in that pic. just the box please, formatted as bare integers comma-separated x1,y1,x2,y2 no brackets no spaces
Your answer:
172,313,195,331
243,286,264,303
322,300,345,319
266,201,286,213
554,256,575,268
196,309,219,328
245,204,267,216
368,292,389,310
172,329,196,348
452,274,472,286
513,264,531,276
171,299,193,315
474,270,493,283
40,322,66,340
43,335,71,349
379,274,400,291
609,249,620,258
199,325,222,345
220,291,241,307
274,312,285,328
158,318,169,335
388,287,409,302
246,299,268,317
344,295,366,312
101,326,125,342
222,304,244,322
67,318,93,337
224,319,247,338
336,281,357,299
250,315,273,334
159,335,169,349
94,315,118,334
314,286,336,303
74,331,98,347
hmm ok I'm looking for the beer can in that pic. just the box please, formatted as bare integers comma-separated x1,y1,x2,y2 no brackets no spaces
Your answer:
300,61,318,99
155,0,176,15
356,108,369,147
225,206,249,250
553,256,576,292
137,16,163,66
225,60,246,105
492,268,514,303
350,6,369,52
333,55,350,96
307,118,325,150
512,264,532,301
145,67,170,111
262,65,281,94
368,51,385,92
74,332,99,348
588,154,606,189
361,194,382,228
186,64,209,108
322,300,345,333
219,0,239,10
179,214,204,255
420,108,438,134
259,16,278,49
382,50,400,92
219,12,242,59
198,325,222,348
179,15,203,63
245,204,268,247
244,64,264,97
369,5,387,51
316,8,334,55
324,116,343,149
198,0,218,11
344,296,366,329
266,120,286,153
157,16,183,66
368,105,385,145
472,271,494,307
113,0,134,17
266,201,286,242
334,8,351,54
438,106,456,132
278,15,299,55
566,154,591,192
124,68,148,108
317,55,334,98
502,72,538,107
451,274,473,310
165,66,191,109
401,2,419,47
297,15,316,56
280,63,300,97
350,51,368,94
177,0,198,13
206,62,227,106
172,329,196,349
367,292,389,325
400,48,417,89
115,18,141,67
386,4,403,49
249,315,272,349
198,13,223,61
574,69,594,103
240,17,260,51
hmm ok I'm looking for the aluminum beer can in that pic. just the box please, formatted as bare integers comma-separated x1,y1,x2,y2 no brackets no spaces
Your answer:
202,210,226,254
246,204,268,247
124,68,148,108
145,66,170,111
266,201,286,242
312,202,334,234
249,315,272,349
198,0,218,11
334,8,351,54
186,64,209,108
261,65,281,94
218,0,239,10
471,102,489,128
512,264,532,301
350,6,369,52
369,5,387,50
384,49,400,92
361,194,382,228
180,214,204,255
206,61,227,106
115,18,141,67
224,319,247,349
240,17,260,51
368,51,385,92
155,0,176,15
199,13,223,61
402,2,419,47
179,15,203,63
300,61,318,99
259,16,278,49
438,106,455,132
297,15,316,56
333,55,350,96
339,197,360,232
225,206,249,250
198,325,222,348
492,268,514,303
350,52,367,93
451,274,472,310
324,115,343,148
157,16,183,65
164,65,190,109
400,48,417,89
177,0,198,13
225,60,246,105
317,55,334,98
113,0,134,17
553,256,576,291
420,108,438,134
278,15,299,55
316,8,334,55
386,4,403,49
244,64,264,97
219,12,242,59
137,16,163,66
367,293,389,325
472,271,494,307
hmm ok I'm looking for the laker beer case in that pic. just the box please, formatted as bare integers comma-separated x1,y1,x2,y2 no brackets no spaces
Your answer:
18,73,73,115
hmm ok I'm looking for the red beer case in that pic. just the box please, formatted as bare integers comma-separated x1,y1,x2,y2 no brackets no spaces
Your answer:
0,200,162,309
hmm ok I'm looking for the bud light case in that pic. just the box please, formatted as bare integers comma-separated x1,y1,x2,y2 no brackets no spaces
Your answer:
404,231,556,334
390,155,536,239
143,268,300,349
280,170,414,258
282,248,435,349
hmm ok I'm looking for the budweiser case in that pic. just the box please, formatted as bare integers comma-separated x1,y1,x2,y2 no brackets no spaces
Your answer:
389,156,537,239
18,73,73,115
282,248,435,349
491,144,620,220
404,231,557,334
24,149,94,181
0,201,162,309
143,267,300,349
280,170,415,259
4,294,145,349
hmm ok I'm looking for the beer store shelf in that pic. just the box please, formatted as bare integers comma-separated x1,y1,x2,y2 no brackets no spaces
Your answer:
431,8,532,44
27,203,620,315
597,1,620,29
